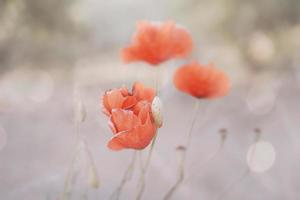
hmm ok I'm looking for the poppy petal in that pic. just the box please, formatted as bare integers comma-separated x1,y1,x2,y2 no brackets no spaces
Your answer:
108,120,117,134
137,102,151,124
174,62,230,99
123,96,138,109
132,82,156,102
107,139,125,150
110,109,140,133
102,89,126,115
122,20,193,65
107,113,157,151
120,87,129,96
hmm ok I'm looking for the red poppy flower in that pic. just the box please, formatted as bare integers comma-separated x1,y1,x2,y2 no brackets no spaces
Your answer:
102,83,155,116
173,61,230,99
102,82,158,151
122,20,193,65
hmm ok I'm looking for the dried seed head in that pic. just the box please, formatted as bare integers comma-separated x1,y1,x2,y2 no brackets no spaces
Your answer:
219,128,228,141
219,128,227,134
176,145,186,151
254,128,262,141
254,128,261,134
151,96,163,128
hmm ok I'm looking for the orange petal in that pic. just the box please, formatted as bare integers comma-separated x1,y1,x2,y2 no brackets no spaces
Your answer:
108,120,117,134
102,89,126,115
107,139,125,150
173,62,230,99
137,102,152,124
120,86,129,96
102,94,111,116
132,82,155,102
110,109,140,133
123,96,138,109
122,20,193,65
132,101,147,115
108,112,157,151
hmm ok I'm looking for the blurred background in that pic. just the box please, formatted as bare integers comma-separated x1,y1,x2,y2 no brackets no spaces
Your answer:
0,0,300,199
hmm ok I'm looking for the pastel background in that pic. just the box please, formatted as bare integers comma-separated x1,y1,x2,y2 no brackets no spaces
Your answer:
0,0,300,199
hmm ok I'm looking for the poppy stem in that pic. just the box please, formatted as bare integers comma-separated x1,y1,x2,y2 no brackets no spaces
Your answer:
145,132,158,170
163,100,200,200
135,65,161,200
201,129,227,167
61,89,98,199
214,131,262,200
154,67,161,96
155,67,160,95
82,138,100,189
185,100,200,148
136,131,158,200
203,131,226,165
186,130,227,181
61,124,81,200
110,151,137,200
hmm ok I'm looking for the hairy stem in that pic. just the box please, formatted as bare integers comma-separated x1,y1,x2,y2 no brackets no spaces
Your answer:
135,65,161,200
163,100,200,200
82,138,100,189
136,132,158,200
187,133,227,181
61,122,81,200
110,151,137,200
214,132,261,200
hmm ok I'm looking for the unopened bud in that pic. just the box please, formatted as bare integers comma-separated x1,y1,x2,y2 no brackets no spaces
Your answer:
151,96,163,128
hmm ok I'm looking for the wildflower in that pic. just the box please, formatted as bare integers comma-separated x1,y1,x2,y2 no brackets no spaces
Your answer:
173,61,230,99
102,83,155,116
122,20,193,65
102,82,158,151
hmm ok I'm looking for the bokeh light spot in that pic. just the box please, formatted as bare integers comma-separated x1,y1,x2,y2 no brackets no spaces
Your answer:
248,31,275,64
246,84,277,115
247,141,276,173
28,71,54,103
0,69,54,104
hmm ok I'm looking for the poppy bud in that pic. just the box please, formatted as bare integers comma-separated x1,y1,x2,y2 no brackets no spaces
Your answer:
151,96,163,128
